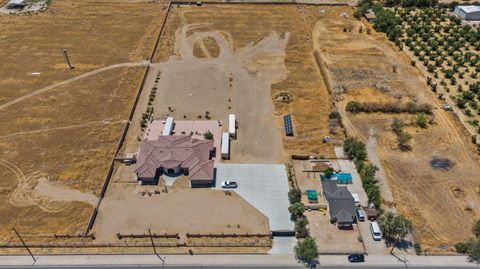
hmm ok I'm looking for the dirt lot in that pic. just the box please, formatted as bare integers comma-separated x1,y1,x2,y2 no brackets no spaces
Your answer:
305,210,364,253
152,4,336,160
93,182,269,241
304,6,480,252
0,0,166,243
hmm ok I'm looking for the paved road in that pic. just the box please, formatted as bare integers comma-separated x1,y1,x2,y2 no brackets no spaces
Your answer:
0,264,472,269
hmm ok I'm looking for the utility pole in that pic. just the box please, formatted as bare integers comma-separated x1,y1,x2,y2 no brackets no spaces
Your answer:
12,227,36,263
61,48,74,69
148,228,165,268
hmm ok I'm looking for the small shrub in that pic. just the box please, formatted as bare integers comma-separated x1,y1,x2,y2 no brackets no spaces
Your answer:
414,242,422,255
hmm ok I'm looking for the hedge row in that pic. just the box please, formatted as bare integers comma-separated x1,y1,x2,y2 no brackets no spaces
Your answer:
346,101,433,115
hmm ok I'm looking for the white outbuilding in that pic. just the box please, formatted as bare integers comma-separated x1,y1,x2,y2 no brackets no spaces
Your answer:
228,114,236,139
162,117,174,136
221,132,230,160
454,5,480,21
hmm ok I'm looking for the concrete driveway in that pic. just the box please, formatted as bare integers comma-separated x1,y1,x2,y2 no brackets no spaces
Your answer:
214,163,294,231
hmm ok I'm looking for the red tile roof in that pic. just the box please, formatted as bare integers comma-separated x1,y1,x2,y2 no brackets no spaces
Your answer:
134,135,214,182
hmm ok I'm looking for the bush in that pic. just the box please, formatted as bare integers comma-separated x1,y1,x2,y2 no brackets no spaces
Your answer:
391,117,405,134
203,131,214,140
454,241,470,254
397,131,412,151
414,242,422,255
289,202,305,221
295,217,310,238
324,167,334,177
343,137,367,162
329,111,342,120
346,101,362,113
346,101,432,114
288,188,302,204
414,112,429,128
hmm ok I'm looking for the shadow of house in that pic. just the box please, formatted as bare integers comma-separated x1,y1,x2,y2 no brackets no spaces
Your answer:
322,179,356,229
134,135,215,187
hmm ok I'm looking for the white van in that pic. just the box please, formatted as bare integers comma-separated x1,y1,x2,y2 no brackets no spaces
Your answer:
370,221,382,241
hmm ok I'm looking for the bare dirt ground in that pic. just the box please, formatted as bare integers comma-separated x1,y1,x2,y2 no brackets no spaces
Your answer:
0,0,166,244
305,210,364,253
154,4,335,159
151,14,288,163
305,6,480,252
93,184,269,242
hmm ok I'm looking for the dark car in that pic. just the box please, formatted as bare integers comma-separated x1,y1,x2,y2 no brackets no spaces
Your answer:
348,254,365,263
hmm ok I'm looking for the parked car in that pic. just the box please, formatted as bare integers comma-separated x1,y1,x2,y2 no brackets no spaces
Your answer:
370,221,382,241
356,208,365,222
221,181,238,188
348,253,365,263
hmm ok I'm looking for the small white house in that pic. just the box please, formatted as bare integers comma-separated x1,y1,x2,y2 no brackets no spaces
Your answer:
228,114,236,139
221,132,230,160
162,117,174,136
454,5,480,21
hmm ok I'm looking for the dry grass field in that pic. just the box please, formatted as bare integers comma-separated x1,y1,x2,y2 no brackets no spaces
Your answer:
305,6,480,252
0,0,166,243
155,4,336,158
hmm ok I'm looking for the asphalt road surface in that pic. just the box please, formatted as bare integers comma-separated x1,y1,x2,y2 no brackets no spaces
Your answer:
0,265,476,269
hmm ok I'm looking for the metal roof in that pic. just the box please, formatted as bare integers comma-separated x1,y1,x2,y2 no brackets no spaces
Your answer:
457,5,480,13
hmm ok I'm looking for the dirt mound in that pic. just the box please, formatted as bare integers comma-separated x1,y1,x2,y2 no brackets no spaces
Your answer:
430,158,455,171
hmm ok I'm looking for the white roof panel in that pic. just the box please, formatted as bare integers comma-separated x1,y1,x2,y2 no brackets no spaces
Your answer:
228,114,235,134
458,5,480,13
221,132,230,154
162,117,174,136
8,0,25,4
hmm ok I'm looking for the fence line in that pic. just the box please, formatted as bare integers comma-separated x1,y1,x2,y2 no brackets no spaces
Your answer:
83,0,173,236
171,0,350,6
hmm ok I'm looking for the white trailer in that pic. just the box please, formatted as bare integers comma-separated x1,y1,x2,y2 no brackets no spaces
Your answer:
162,117,174,136
228,114,236,139
221,132,230,160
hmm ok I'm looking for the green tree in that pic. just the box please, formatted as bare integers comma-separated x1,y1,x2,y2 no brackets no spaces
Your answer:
380,212,412,246
343,137,367,162
324,167,334,177
288,188,302,204
289,202,305,221
203,130,214,140
346,101,362,113
328,111,342,120
294,237,319,267
295,217,310,238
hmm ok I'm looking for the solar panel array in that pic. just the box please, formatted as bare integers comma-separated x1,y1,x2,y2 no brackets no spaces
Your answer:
284,114,294,136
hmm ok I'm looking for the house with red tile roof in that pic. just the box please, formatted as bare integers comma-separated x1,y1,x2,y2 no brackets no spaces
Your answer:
134,135,215,186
